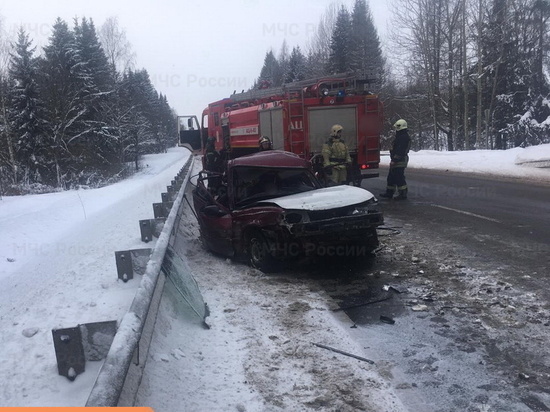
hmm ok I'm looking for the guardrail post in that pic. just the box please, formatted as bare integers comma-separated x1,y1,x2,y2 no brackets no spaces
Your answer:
139,219,154,242
153,201,174,218
52,320,117,381
115,249,152,282
139,218,166,242
52,326,85,381
152,202,165,218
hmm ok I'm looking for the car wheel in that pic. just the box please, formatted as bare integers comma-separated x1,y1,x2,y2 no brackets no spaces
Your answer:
246,230,278,272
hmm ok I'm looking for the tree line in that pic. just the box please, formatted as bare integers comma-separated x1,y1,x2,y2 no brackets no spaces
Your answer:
256,0,384,88
256,0,550,152
0,17,178,194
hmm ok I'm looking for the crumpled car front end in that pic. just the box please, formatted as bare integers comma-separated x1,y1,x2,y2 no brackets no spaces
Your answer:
256,186,383,259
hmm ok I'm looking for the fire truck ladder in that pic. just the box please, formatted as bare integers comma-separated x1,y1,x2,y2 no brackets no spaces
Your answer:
364,96,382,165
286,86,306,157
228,71,377,104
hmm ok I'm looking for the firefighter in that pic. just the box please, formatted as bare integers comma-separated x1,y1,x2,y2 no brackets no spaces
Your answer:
203,136,222,172
322,124,352,185
380,119,411,200
258,136,273,151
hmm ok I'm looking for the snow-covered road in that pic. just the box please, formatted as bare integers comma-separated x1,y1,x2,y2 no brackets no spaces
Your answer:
0,144,548,408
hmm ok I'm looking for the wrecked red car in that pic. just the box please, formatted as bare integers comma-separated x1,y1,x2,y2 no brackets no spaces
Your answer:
192,150,384,271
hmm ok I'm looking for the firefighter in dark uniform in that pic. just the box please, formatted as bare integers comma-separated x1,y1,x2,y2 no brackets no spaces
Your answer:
380,119,411,200
322,124,352,185
203,136,222,172
258,136,273,151
203,136,225,197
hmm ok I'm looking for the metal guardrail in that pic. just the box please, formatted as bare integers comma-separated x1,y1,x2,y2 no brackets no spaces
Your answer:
86,154,194,406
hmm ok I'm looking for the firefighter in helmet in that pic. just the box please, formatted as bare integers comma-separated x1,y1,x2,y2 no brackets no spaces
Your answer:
380,119,411,200
203,136,222,172
322,124,352,185
258,136,273,151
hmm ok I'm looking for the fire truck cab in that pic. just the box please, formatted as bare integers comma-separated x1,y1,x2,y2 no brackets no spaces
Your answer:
179,72,383,185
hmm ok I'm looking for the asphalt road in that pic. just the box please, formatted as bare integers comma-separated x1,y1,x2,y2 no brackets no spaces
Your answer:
310,168,550,411
386,167,548,244
367,167,550,295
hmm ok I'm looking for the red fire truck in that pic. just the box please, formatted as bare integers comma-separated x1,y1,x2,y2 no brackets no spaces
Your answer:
179,72,383,185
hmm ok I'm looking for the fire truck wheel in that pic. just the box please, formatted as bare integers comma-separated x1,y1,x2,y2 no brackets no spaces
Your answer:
246,230,278,273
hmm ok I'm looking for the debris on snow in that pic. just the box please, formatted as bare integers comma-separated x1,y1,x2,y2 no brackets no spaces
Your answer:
380,315,395,325
383,284,406,294
411,304,429,312
171,348,186,359
518,372,530,381
22,327,39,338
311,341,375,364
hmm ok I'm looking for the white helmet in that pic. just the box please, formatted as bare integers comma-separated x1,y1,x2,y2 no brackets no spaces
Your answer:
393,119,408,131
330,124,344,137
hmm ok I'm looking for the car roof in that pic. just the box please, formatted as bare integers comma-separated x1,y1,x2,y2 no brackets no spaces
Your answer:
229,150,311,168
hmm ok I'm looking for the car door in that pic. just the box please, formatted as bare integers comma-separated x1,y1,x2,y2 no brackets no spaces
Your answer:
192,174,234,256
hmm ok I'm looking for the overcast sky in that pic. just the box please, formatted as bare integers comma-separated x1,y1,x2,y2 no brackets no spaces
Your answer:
0,0,390,120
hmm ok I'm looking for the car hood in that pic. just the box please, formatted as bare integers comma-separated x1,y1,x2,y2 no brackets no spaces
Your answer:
259,185,375,211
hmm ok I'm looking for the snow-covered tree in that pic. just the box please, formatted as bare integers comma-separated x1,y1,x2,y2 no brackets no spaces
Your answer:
118,69,161,168
305,2,340,77
37,18,86,186
72,17,121,180
350,0,385,87
8,28,45,183
276,41,290,86
257,50,280,88
284,46,307,83
0,18,18,186
157,93,176,150
327,6,353,74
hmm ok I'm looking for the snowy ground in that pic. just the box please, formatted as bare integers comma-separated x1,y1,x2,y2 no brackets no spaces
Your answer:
406,144,550,183
0,144,548,408
0,147,191,406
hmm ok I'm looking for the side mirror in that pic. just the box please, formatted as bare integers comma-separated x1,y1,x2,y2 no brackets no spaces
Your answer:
202,204,228,217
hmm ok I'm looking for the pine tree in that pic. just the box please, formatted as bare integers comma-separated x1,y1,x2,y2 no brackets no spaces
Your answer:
327,6,353,74
276,41,290,86
495,0,550,147
305,2,340,77
1,16,179,190
121,69,159,168
350,0,385,86
285,46,306,83
75,18,113,93
257,50,280,89
8,28,45,183
157,93,177,151
73,17,119,177
0,73,18,185
39,17,85,187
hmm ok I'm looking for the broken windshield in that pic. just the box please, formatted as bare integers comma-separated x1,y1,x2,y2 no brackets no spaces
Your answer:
233,167,320,207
